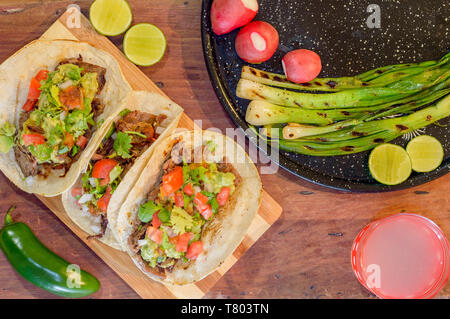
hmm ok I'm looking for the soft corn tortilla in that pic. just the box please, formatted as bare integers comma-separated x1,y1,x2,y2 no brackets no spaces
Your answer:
62,91,183,250
0,39,131,196
116,130,262,284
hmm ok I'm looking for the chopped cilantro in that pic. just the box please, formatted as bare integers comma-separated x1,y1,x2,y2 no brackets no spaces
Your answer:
157,208,171,224
138,201,160,223
119,108,132,117
113,132,132,158
124,131,147,138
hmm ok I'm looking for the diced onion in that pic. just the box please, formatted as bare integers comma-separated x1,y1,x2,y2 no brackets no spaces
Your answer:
165,227,177,238
89,178,96,188
59,112,66,121
81,205,90,216
138,239,148,247
25,176,34,186
111,132,117,140
193,185,202,194
78,193,93,204
58,80,73,90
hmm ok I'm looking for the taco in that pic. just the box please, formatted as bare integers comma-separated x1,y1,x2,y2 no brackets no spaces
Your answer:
115,130,262,284
62,91,183,250
0,40,131,196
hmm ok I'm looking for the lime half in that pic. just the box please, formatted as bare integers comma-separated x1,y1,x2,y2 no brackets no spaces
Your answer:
406,135,444,172
369,144,412,185
90,0,132,36
123,23,167,66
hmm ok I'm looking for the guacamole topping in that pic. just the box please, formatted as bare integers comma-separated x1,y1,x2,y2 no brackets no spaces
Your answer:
0,121,16,153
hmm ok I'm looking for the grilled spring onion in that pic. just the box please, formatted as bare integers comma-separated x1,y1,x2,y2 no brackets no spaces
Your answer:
237,67,450,109
276,95,450,156
241,52,450,92
241,52,450,157
246,78,450,127
282,87,450,139
245,100,368,126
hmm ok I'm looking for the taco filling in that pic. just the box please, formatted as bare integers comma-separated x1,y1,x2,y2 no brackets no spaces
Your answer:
71,109,167,238
14,56,106,179
128,143,241,278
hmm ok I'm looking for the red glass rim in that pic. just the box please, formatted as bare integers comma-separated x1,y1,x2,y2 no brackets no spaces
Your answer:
351,213,450,299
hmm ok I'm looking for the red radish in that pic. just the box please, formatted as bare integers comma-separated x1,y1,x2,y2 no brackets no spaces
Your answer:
235,21,279,64
282,49,322,83
211,0,258,35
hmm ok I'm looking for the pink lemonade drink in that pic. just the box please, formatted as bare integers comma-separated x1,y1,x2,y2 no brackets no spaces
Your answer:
351,214,450,299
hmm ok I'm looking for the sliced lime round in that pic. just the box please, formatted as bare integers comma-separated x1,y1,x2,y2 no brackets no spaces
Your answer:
406,135,444,173
123,23,167,66
369,144,412,185
89,0,132,36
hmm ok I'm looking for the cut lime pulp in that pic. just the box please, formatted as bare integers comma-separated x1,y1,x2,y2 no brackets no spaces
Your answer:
89,0,132,36
369,143,412,185
123,23,167,67
406,135,444,173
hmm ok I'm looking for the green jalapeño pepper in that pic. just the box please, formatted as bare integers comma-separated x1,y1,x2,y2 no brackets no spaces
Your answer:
0,206,100,298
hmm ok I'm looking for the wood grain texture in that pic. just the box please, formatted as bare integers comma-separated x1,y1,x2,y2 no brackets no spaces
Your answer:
0,0,449,299
1,5,281,299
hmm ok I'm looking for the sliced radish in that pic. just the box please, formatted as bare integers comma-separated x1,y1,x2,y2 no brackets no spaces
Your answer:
282,49,322,83
235,21,279,64
211,0,258,36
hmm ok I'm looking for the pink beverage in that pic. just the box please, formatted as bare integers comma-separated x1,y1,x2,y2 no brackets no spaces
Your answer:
351,214,450,299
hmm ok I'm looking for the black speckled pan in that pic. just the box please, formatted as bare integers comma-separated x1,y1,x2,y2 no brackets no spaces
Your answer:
201,0,449,192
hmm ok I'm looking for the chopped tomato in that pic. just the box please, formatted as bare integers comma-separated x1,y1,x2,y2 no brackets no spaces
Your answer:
161,166,184,195
71,187,83,198
194,192,209,206
34,70,49,82
76,135,88,149
92,159,117,186
22,99,37,112
27,77,42,101
174,192,184,207
23,134,45,146
22,70,48,112
146,226,163,245
152,211,162,228
59,85,83,110
97,186,112,212
185,241,203,260
176,232,193,253
183,183,194,196
64,133,74,148
216,187,231,206
196,202,213,220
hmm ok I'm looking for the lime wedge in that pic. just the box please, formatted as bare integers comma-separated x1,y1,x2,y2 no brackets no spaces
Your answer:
369,144,412,185
89,0,132,36
406,135,444,172
123,23,166,66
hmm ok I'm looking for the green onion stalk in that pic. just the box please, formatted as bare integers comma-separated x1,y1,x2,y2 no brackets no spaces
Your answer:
257,95,450,156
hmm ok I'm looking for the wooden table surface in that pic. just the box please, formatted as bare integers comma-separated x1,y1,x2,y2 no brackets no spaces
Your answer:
0,0,448,299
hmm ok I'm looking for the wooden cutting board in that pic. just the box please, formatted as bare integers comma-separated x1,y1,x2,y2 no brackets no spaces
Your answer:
33,10,282,298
